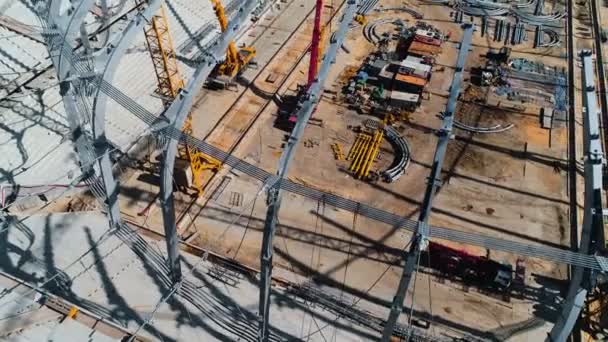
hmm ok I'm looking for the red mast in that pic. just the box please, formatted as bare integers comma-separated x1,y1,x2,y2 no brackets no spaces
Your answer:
307,0,324,88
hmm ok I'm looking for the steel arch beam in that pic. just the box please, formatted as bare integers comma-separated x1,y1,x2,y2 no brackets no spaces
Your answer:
257,2,360,341
89,0,161,227
156,0,260,283
45,0,115,215
47,0,98,79
546,50,604,342
381,23,474,341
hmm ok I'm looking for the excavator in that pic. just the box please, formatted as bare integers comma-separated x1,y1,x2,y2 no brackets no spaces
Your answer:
208,0,256,89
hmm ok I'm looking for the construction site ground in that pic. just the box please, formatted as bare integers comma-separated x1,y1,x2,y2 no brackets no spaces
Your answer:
83,0,591,339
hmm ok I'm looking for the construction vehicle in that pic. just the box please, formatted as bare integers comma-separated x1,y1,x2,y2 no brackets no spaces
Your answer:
277,0,327,130
355,14,367,25
427,241,513,290
138,3,219,196
207,0,256,89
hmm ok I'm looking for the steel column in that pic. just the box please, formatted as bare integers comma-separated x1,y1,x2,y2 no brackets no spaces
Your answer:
45,0,118,223
48,0,97,77
90,1,161,228
381,24,474,342
155,0,260,283
547,50,604,342
257,2,359,341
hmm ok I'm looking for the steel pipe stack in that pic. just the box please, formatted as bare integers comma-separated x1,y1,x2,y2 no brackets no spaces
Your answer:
453,10,464,23
534,0,544,15
534,24,542,48
498,19,505,42
513,9,564,24
381,126,411,183
494,19,503,41
535,27,561,47
511,22,525,45
481,16,488,37
359,0,380,15
518,23,523,44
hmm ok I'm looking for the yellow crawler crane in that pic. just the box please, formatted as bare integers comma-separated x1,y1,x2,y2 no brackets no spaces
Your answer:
139,3,220,196
210,0,256,83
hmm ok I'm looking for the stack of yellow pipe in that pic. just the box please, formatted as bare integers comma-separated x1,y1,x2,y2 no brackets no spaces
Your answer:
358,129,383,178
347,133,370,162
348,129,384,179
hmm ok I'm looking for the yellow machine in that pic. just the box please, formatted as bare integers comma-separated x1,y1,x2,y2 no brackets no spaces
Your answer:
139,3,220,196
209,0,256,85
331,143,344,160
355,14,367,25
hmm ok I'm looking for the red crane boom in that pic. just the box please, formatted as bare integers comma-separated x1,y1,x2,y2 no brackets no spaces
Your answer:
307,0,324,87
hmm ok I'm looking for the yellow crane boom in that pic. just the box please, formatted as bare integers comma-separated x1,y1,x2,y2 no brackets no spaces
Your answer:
210,0,256,79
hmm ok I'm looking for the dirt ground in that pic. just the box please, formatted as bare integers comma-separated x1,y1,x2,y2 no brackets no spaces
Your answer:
105,0,596,339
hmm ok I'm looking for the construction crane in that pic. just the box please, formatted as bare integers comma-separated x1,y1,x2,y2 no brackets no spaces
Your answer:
138,3,220,196
208,0,256,88
307,0,324,88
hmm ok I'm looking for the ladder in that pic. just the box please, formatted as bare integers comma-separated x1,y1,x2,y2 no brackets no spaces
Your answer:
138,3,218,196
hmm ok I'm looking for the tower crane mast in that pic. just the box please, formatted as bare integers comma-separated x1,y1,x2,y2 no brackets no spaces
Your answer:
137,3,219,196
